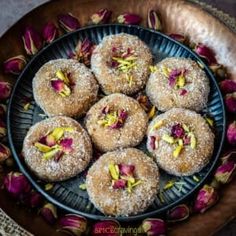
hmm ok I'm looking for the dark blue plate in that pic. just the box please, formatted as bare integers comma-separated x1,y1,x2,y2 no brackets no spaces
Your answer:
7,24,226,221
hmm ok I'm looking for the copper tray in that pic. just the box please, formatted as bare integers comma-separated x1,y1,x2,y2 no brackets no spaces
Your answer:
0,0,236,235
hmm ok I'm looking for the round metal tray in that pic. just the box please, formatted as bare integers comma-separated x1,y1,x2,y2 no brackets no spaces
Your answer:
7,24,226,221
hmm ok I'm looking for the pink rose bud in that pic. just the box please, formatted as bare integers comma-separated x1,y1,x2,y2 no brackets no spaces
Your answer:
225,93,236,113
22,26,43,55
227,121,236,145
0,143,11,163
0,104,6,119
167,204,190,222
91,219,120,236
40,203,58,224
220,80,236,94
3,55,27,75
0,119,6,139
142,218,167,236
169,34,186,44
117,13,142,25
193,184,218,213
42,22,58,43
214,161,236,184
21,191,43,208
194,43,217,65
57,13,80,32
221,150,236,164
147,10,162,31
91,8,112,24
3,172,31,199
0,81,12,101
118,164,135,176
59,214,87,236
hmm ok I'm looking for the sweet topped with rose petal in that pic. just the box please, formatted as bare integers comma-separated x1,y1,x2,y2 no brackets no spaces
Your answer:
146,57,210,111
85,93,148,152
22,116,92,182
91,33,152,95
86,148,159,216
33,59,98,117
147,108,214,176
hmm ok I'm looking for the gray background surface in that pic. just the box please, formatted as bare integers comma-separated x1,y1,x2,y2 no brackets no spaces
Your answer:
0,0,235,235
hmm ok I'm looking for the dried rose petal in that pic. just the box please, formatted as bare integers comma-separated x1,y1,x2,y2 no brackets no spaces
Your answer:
168,69,182,87
3,172,31,199
42,22,58,43
59,214,87,236
22,26,43,55
3,55,27,75
214,161,236,184
227,121,236,145
60,138,73,152
51,79,64,92
112,179,127,189
91,219,120,236
149,136,156,150
171,123,185,138
0,104,6,119
0,143,11,162
142,218,166,236
118,109,128,121
40,203,58,224
90,8,112,24
117,13,142,25
225,93,236,113
193,184,218,213
194,43,217,65
147,10,162,31
0,81,12,101
118,164,135,176
167,204,190,222
183,134,191,145
169,34,186,44
102,106,110,114
220,80,236,94
57,13,80,32
179,89,187,96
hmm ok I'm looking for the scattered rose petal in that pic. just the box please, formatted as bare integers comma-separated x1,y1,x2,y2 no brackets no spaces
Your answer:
227,121,236,145
0,81,12,101
40,203,58,224
180,89,187,96
22,26,43,55
147,10,162,30
142,218,166,236
117,13,141,25
225,93,236,113
171,123,185,138
194,43,217,65
167,204,190,222
90,8,112,24
220,80,236,94
42,22,58,43
3,55,27,75
60,138,73,152
118,164,135,176
58,13,80,32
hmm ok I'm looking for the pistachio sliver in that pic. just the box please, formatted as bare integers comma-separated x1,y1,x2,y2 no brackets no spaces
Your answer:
182,124,190,132
151,120,163,131
109,164,119,180
43,147,61,160
79,183,87,190
177,75,185,88
51,127,64,141
56,70,69,84
173,145,183,158
121,176,135,184
132,179,142,187
162,134,174,144
148,106,156,119
127,180,132,193
63,127,75,132
34,142,52,152
189,132,197,149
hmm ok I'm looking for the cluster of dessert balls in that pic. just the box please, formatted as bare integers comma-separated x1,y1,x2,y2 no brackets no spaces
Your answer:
22,33,214,216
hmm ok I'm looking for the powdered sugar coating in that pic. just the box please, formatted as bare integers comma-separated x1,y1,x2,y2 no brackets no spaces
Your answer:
146,57,210,111
85,93,148,152
33,59,99,117
22,116,92,182
147,108,214,176
91,33,152,95
86,148,159,216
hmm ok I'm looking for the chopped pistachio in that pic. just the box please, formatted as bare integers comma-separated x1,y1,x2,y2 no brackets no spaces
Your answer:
127,180,132,193
59,83,71,97
109,164,119,180
159,191,165,203
45,183,54,191
34,142,52,152
51,127,64,141
161,66,171,77
176,75,185,88
193,175,200,182
149,65,158,73
162,134,174,144
121,176,135,184
205,117,214,127
23,102,31,111
182,124,190,132
56,70,70,84
173,145,183,158
79,183,87,190
178,139,184,146
189,132,197,149
164,180,175,190
132,179,141,187
148,106,156,119
197,61,205,69
43,147,61,160
151,120,163,131
63,127,74,132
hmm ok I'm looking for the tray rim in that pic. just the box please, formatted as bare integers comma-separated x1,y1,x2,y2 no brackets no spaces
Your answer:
7,23,226,221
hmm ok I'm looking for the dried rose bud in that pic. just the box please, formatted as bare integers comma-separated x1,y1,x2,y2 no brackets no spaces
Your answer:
147,10,162,31
118,164,135,176
0,104,6,119
142,218,166,236
0,143,11,163
60,138,73,152
167,204,190,222
209,64,227,79
57,13,80,32
171,123,185,138
227,121,236,145
220,80,236,94
40,203,58,224
3,172,31,199
91,219,120,236
221,150,236,164
21,191,44,208
91,8,112,24
214,161,236,184
0,81,12,101
193,184,218,213
117,13,142,25
169,34,186,44
42,22,58,43
112,179,127,189
194,43,217,65
0,119,6,139
59,214,87,236
225,93,236,113
3,55,27,75
22,26,43,55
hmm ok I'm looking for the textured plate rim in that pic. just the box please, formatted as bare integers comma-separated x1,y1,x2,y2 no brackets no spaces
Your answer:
7,24,226,221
